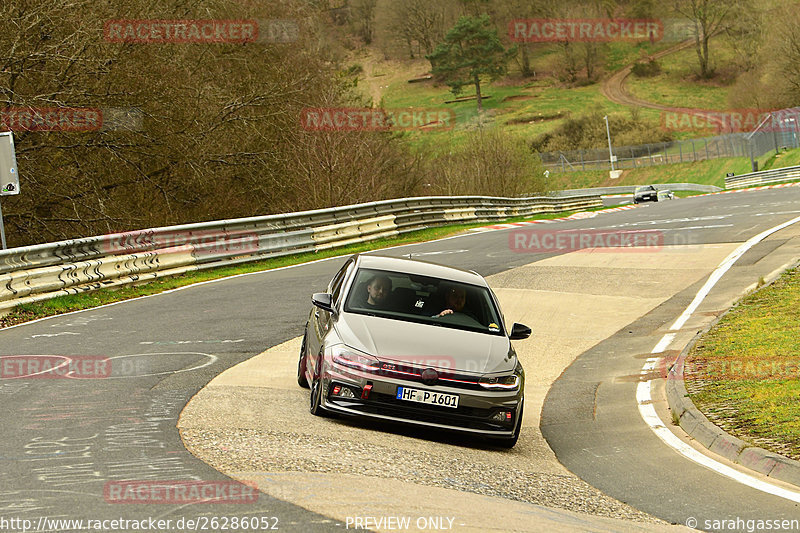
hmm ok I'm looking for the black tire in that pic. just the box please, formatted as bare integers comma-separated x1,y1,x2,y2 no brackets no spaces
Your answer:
493,398,523,448
297,333,309,389
309,376,326,416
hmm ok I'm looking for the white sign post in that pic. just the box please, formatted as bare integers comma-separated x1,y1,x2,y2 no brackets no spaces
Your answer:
0,131,20,249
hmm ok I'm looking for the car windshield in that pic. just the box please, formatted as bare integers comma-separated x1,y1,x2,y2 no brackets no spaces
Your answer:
635,186,655,193
344,267,505,336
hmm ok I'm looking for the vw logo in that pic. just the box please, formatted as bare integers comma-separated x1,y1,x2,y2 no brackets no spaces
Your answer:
421,368,438,385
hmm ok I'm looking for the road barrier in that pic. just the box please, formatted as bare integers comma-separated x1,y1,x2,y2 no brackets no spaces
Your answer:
724,165,800,189
0,194,601,312
550,183,721,197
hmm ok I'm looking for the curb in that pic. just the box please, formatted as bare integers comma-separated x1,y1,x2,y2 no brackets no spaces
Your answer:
664,263,800,489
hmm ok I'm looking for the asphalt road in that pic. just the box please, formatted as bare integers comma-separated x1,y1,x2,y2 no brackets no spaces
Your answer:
1,187,799,532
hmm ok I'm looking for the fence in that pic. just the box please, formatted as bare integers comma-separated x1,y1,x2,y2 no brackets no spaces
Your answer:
541,107,800,173
0,193,601,312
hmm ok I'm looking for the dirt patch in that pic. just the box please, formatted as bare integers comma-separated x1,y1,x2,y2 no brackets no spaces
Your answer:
506,111,567,125
503,94,536,102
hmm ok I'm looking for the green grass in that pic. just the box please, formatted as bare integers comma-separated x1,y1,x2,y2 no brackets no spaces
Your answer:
377,48,664,149
763,148,800,170
687,268,800,460
360,33,736,149
545,146,800,190
547,155,762,190
625,35,735,111
0,208,602,328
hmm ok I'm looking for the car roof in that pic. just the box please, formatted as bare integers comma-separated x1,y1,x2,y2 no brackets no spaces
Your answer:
353,254,488,287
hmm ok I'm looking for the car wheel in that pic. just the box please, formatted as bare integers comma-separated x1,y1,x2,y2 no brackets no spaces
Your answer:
297,333,309,389
493,398,523,448
309,373,327,417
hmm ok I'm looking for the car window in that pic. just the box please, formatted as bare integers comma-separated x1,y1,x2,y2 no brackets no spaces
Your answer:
329,260,354,305
344,267,504,336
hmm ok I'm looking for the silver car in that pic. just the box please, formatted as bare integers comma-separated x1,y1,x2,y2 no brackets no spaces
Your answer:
298,254,531,447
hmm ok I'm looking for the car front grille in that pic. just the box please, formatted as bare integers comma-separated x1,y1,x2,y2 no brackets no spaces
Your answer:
330,390,514,432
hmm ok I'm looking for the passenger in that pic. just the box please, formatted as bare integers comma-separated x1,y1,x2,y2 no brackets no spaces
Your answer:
365,275,392,309
436,286,468,317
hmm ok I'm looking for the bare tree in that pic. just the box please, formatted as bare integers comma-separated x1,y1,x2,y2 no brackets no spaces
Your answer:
351,0,378,44
674,0,733,78
0,0,425,246
389,0,453,58
432,128,546,197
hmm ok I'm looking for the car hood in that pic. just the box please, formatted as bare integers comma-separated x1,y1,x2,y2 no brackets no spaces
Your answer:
334,312,516,374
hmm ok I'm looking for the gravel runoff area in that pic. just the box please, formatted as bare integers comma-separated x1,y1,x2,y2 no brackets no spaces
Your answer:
181,402,661,523
177,248,735,530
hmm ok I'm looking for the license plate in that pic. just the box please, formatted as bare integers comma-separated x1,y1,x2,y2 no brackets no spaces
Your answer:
396,386,459,408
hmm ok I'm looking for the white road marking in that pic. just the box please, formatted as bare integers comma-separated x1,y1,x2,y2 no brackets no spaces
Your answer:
103,352,218,379
754,210,800,216
638,214,800,502
404,249,468,257
30,332,80,339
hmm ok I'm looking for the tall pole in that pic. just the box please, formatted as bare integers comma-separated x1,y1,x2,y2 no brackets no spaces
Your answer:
0,197,6,250
771,113,779,155
604,115,615,171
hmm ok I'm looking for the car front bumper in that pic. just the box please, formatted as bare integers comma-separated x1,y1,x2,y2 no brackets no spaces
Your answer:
319,362,523,437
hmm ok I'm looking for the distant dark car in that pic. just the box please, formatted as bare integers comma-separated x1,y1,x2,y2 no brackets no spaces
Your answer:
298,254,531,447
633,185,673,203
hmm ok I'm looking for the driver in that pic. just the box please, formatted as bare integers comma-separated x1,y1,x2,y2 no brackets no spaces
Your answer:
365,275,392,309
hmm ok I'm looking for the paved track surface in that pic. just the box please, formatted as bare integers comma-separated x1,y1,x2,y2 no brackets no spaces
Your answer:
2,188,800,532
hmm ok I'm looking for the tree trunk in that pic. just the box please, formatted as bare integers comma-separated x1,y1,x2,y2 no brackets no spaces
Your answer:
474,74,483,112
521,44,532,77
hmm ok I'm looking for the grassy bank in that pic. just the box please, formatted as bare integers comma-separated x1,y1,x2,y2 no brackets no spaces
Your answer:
686,267,800,460
625,34,734,111
547,147,800,190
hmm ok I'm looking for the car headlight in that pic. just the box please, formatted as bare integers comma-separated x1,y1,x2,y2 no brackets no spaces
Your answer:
479,373,521,391
330,345,381,373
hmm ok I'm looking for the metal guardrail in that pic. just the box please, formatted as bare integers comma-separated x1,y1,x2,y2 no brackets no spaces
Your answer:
724,165,800,189
0,194,602,312
550,183,721,197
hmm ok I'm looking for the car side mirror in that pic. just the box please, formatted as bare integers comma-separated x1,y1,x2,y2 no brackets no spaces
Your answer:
311,293,334,313
509,323,531,340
